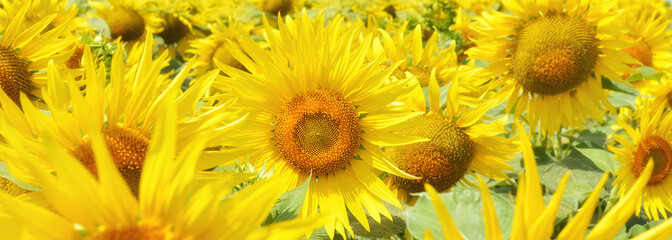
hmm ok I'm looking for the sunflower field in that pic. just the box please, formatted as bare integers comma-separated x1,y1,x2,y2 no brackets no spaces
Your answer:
4,0,672,239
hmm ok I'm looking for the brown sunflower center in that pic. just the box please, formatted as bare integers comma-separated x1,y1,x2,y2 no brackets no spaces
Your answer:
274,89,361,176
0,47,31,108
621,34,653,67
72,125,151,195
89,223,167,240
157,15,190,45
512,13,598,95
633,135,672,185
387,114,474,193
106,7,145,42
392,67,439,87
257,0,294,15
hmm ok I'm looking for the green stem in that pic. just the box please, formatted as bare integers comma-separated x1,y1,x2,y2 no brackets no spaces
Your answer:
533,129,543,147
552,132,563,160
603,186,619,214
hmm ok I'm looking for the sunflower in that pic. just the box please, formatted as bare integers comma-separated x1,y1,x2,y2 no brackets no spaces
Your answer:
249,0,303,16
0,34,247,196
640,75,672,112
378,24,490,106
187,19,252,77
0,99,331,239
0,0,90,34
450,8,478,61
609,101,672,220
154,0,208,59
379,23,458,87
467,0,638,135
384,64,517,203
422,121,658,240
614,1,672,81
89,0,164,45
0,4,78,108
216,11,429,238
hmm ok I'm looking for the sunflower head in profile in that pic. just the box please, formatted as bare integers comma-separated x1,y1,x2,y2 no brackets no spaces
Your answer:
609,101,672,220
384,61,516,203
0,4,77,109
90,0,164,44
0,95,331,239
217,11,429,238
377,24,491,110
467,0,637,135
187,19,252,77
378,23,456,87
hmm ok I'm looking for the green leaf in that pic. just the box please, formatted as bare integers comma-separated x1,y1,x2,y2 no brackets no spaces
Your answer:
629,224,647,237
625,73,644,83
626,219,672,239
305,227,342,240
350,202,407,238
553,181,593,220
608,91,637,109
574,147,619,173
602,78,638,95
407,186,514,240
263,174,311,225
613,225,628,240
635,66,656,76
570,129,608,148
646,72,665,81
535,149,605,193
0,162,39,191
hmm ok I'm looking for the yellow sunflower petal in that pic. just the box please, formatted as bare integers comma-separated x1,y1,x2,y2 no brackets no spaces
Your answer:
557,172,610,240
424,183,464,240
587,160,654,240
476,176,503,240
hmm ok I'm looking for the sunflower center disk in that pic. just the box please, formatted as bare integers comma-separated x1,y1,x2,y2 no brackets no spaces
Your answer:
621,34,653,67
0,47,31,108
634,136,672,185
274,89,361,176
91,223,166,240
157,15,189,45
72,125,151,195
106,7,146,42
387,114,474,193
512,14,598,95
